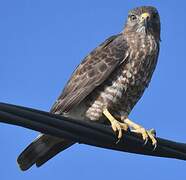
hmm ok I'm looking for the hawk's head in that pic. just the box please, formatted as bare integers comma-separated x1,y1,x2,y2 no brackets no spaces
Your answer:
124,6,161,40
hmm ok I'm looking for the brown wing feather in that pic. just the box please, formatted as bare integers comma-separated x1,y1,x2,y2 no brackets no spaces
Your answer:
51,34,129,113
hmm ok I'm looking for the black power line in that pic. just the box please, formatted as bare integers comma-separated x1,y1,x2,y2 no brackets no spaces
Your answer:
0,102,186,163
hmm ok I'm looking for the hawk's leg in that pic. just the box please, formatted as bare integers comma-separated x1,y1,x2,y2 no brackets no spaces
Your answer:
103,108,129,139
121,117,157,147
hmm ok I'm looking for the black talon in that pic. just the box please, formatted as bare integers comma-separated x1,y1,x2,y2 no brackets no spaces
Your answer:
116,138,121,144
143,138,149,146
152,143,157,151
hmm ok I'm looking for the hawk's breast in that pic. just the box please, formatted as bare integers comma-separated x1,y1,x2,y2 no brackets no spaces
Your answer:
68,34,159,122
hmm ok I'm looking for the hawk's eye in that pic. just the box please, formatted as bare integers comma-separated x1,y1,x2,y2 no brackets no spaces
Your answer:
129,14,137,21
152,13,157,19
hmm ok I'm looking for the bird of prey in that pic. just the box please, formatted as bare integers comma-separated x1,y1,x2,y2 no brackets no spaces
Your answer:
17,6,161,170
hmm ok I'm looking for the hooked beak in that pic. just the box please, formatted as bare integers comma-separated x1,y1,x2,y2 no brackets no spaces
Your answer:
140,13,150,31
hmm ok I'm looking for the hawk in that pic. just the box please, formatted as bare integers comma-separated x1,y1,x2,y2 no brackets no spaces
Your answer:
17,6,161,170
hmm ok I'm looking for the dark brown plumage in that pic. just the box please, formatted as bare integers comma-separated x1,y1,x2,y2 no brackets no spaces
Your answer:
17,6,161,171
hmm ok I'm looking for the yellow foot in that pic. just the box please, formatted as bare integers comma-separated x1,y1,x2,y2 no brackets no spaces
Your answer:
131,127,157,146
123,118,157,148
103,108,128,139
111,120,129,139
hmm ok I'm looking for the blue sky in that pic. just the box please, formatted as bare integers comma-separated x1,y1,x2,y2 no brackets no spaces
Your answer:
1,0,186,179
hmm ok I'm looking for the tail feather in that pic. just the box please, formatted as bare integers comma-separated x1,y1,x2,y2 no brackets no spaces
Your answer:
35,140,74,167
17,134,74,171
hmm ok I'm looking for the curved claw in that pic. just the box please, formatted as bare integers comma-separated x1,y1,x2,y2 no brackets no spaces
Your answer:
147,130,157,146
102,109,128,141
131,127,157,149
152,143,157,151
111,120,128,139
143,138,149,146
122,118,157,149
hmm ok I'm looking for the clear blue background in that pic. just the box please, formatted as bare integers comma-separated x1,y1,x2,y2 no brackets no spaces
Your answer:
1,0,186,179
